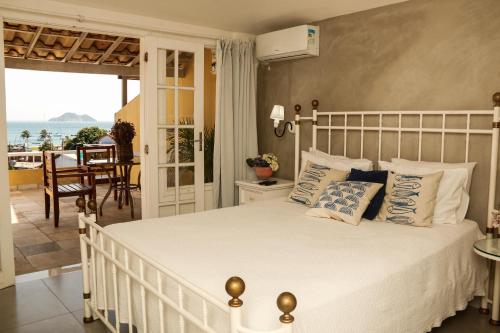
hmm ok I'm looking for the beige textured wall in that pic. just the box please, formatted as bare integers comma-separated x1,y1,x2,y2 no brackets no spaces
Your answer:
257,0,500,230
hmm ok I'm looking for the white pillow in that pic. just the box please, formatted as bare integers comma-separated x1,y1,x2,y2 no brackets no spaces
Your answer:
391,158,476,193
302,150,373,172
379,161,468,224
311,148,349,160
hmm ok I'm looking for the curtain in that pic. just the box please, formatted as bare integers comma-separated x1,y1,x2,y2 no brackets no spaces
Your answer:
213,40,258,208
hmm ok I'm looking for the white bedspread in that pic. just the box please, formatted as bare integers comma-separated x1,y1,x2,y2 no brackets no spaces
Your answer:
103,198,487,333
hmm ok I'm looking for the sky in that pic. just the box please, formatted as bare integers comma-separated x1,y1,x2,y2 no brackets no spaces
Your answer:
5,69,140,122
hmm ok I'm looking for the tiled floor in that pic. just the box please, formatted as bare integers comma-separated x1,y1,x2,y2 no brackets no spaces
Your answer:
10,185,141,275
0,270,107,333
0,269,499,333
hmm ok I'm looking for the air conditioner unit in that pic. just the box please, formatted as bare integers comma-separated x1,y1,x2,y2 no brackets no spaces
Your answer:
256,25,319,62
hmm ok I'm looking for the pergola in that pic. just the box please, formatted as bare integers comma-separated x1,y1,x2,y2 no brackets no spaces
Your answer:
3,21,140,105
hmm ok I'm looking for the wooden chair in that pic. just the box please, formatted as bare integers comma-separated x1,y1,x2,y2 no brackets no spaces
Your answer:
77,144,118,200
43,152,96,227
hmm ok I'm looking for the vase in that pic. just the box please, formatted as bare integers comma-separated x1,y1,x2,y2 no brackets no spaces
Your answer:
117,143,134,162
255,166,273,180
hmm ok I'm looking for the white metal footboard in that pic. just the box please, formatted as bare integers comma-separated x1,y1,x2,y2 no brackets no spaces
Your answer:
77,199,297,333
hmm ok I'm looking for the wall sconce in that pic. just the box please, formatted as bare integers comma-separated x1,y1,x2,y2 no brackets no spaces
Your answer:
270,105,294,137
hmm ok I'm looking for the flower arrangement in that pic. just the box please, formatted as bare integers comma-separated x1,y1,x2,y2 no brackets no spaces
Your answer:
246,153,279,180
110,119,136,161
262,153,279,172
110,119,136,145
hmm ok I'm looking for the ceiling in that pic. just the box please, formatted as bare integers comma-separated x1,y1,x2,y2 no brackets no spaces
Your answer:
4,21,140,76
54,0,408,34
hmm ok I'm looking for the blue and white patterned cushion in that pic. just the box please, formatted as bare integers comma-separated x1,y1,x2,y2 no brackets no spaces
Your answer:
288,162,348,207
377,171,443,227
306,181,383,225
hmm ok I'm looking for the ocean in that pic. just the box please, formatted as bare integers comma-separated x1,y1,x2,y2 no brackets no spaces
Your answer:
7,121,114,146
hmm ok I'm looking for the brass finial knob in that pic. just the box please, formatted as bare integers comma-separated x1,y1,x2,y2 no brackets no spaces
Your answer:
312,100,319,108
87,199,97,213
76,197,86,212
225,276,245,307
294,104,301,114
493,92,500,107
277,292,297,324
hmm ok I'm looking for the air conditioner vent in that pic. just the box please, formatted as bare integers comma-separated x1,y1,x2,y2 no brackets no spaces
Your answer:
256,25,319,62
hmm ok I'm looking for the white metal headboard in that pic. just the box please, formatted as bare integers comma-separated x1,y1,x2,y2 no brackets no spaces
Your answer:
293,94,500,236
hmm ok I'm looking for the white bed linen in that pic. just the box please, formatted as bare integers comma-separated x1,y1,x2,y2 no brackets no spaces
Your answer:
101,198,487,333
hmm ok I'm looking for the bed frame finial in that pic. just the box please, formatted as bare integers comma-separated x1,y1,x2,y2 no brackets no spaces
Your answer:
87,199,97,214
277,292,297,323
312,99,319,109
493,92,500,107
226,276,245,307
294,104,301,114
76,197,86,213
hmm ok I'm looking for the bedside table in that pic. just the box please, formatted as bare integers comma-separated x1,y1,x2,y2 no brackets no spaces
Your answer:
474,238,500,325
235,179,294,205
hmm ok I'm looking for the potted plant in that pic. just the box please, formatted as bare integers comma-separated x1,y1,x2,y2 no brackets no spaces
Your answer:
246,153,279,180
110,120,136,162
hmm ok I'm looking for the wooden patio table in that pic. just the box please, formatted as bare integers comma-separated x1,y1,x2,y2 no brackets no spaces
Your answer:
85,158,140,219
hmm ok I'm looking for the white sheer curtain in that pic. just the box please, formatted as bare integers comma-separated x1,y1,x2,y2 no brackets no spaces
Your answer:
213,39,258,208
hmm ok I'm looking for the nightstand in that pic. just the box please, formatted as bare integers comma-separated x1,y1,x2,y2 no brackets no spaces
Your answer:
474,238,500,325
235,179,294,205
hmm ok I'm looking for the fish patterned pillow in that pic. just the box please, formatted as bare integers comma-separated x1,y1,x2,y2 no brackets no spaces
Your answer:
306,181,383,225
288,162,349,207
377,171,443,227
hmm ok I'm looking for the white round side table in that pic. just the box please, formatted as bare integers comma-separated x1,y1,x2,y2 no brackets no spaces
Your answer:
474,238,500,325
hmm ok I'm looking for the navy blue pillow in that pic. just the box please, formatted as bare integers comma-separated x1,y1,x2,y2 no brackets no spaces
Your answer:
346,168,388,220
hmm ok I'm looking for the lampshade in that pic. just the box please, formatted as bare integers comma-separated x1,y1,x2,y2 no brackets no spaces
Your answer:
270,105,285,128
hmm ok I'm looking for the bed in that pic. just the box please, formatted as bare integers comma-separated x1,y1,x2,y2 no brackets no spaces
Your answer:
77,93,500,333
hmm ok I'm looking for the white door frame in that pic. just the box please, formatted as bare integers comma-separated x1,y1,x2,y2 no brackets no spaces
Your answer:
0,1,234,286
0,15,15,289
141,37,205,219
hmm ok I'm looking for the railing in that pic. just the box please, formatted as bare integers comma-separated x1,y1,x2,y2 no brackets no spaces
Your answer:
7,150,77,169
7,150,77,188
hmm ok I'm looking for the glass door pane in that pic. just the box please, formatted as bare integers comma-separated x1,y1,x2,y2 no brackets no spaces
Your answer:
153,42,203,218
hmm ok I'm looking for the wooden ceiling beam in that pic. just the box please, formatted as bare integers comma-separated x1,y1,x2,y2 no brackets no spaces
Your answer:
118,75,140,80
63,31,88,62
24,26,43,59
5,57,139,76
97,36,125,64
127,55,140,67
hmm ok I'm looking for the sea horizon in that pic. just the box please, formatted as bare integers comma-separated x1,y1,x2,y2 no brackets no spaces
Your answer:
7,120,114,146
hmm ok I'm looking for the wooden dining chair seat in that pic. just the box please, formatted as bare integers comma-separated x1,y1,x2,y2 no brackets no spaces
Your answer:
43,152,96,227
57,183,94,195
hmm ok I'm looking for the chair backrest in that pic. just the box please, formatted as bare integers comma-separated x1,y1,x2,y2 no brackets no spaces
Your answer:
77,144,116,166
42,151,57,189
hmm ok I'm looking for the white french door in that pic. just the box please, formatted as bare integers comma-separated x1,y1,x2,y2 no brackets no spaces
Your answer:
0,17,15,288
141,37,205,218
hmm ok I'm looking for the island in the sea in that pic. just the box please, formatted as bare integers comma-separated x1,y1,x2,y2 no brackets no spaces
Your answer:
48,112,97,122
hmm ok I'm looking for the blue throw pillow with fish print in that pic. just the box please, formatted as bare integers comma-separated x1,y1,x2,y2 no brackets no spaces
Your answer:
288,161,348,207
306,181,383,226
376,171,443,227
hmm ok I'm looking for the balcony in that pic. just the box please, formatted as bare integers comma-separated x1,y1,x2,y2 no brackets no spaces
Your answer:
9,151,141,275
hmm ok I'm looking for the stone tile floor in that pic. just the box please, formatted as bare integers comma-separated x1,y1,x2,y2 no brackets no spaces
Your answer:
0,269,499,333
10,185,141,275
0,270,108,333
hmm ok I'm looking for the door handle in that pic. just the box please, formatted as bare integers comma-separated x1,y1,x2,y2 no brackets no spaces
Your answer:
193,132,202,151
